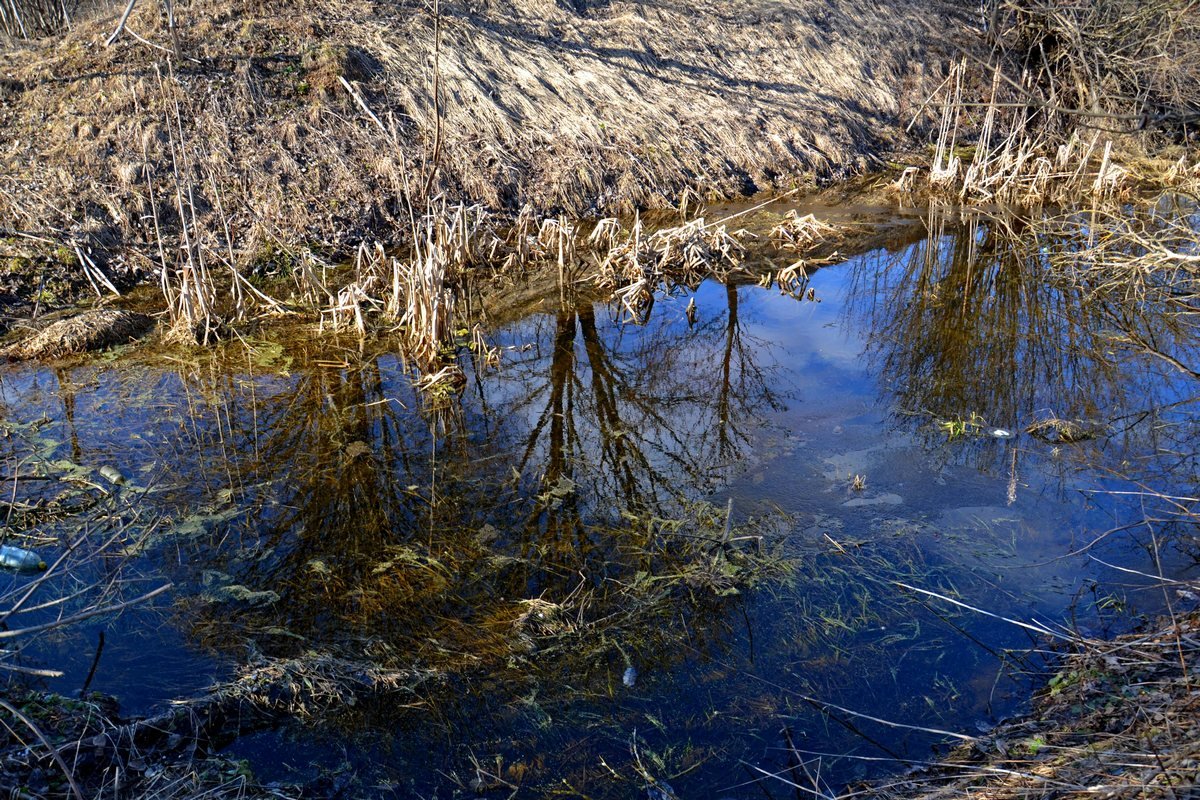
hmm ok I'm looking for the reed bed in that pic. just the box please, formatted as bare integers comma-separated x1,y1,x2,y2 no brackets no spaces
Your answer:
769,210,843,253
901,0,1200,204
911,62,1143,204
594,216,748,321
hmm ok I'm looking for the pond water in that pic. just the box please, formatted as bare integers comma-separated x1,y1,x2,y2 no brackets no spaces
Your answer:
2,203,1198,797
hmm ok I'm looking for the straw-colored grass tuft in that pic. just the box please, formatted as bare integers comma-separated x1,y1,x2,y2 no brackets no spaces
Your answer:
0,309,154,360
901,1,1200,204
596,217,748,321
769,211,843,253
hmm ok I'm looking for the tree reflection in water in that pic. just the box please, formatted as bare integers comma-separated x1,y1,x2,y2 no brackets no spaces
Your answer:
844,205,1199,455
62,279,791,790
840,203,1200,571
125,281,790,696
14,204,1199,795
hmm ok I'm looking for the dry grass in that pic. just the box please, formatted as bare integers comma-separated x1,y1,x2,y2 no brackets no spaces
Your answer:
899,1,1200,204
0,0,960,274
595,216,749,321
854,608,1200,800
769,210,843,253
0,308,153,359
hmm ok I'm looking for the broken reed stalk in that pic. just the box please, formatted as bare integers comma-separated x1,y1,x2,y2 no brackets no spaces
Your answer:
0,508,172,794
0,698,84,800
205,166,244,319
141,64,291,339
154,63,218,342
393,203,462,368
929,59,965,190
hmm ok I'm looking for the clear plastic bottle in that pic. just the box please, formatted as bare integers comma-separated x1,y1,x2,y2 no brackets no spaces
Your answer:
0,544,47,572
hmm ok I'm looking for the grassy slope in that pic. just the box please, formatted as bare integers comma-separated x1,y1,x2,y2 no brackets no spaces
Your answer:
0,0,965,269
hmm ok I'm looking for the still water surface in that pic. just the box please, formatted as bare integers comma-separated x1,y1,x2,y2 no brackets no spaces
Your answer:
2,206,1197,796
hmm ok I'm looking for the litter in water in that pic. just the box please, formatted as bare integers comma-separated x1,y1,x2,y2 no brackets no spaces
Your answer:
0,544,48,572
99,465,126,485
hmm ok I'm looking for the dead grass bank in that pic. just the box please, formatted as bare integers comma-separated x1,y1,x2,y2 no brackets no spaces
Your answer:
894,0,1200,204
0,0,963,280
856,607,1200,800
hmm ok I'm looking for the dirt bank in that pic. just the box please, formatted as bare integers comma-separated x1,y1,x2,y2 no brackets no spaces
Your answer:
0,0,968,285
858,608,1200,800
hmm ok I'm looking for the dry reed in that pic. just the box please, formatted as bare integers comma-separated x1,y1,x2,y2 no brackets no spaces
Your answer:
595,216,748,321
902,1,1200,204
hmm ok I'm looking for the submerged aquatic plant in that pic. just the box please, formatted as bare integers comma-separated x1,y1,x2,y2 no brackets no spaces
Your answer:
938,411,986,440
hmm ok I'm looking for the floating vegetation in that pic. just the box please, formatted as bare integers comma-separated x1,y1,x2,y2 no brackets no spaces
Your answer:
769,210,843,253
595,217,748,322
1025,415,1105,444
938,411,986,440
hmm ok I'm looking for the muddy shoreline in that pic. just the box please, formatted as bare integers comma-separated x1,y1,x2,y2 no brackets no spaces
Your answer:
0,182,933,354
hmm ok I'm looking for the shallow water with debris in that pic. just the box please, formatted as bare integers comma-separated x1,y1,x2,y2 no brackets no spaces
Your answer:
2,204,1198,797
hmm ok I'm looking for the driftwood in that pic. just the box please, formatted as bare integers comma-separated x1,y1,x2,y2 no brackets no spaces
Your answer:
0,309,154,361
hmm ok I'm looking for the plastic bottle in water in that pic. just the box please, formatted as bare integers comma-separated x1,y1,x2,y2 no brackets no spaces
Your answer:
0,545,47,572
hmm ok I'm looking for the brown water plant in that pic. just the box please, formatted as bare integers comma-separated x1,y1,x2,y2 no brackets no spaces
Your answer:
769,210,843,254
595,216,749,322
